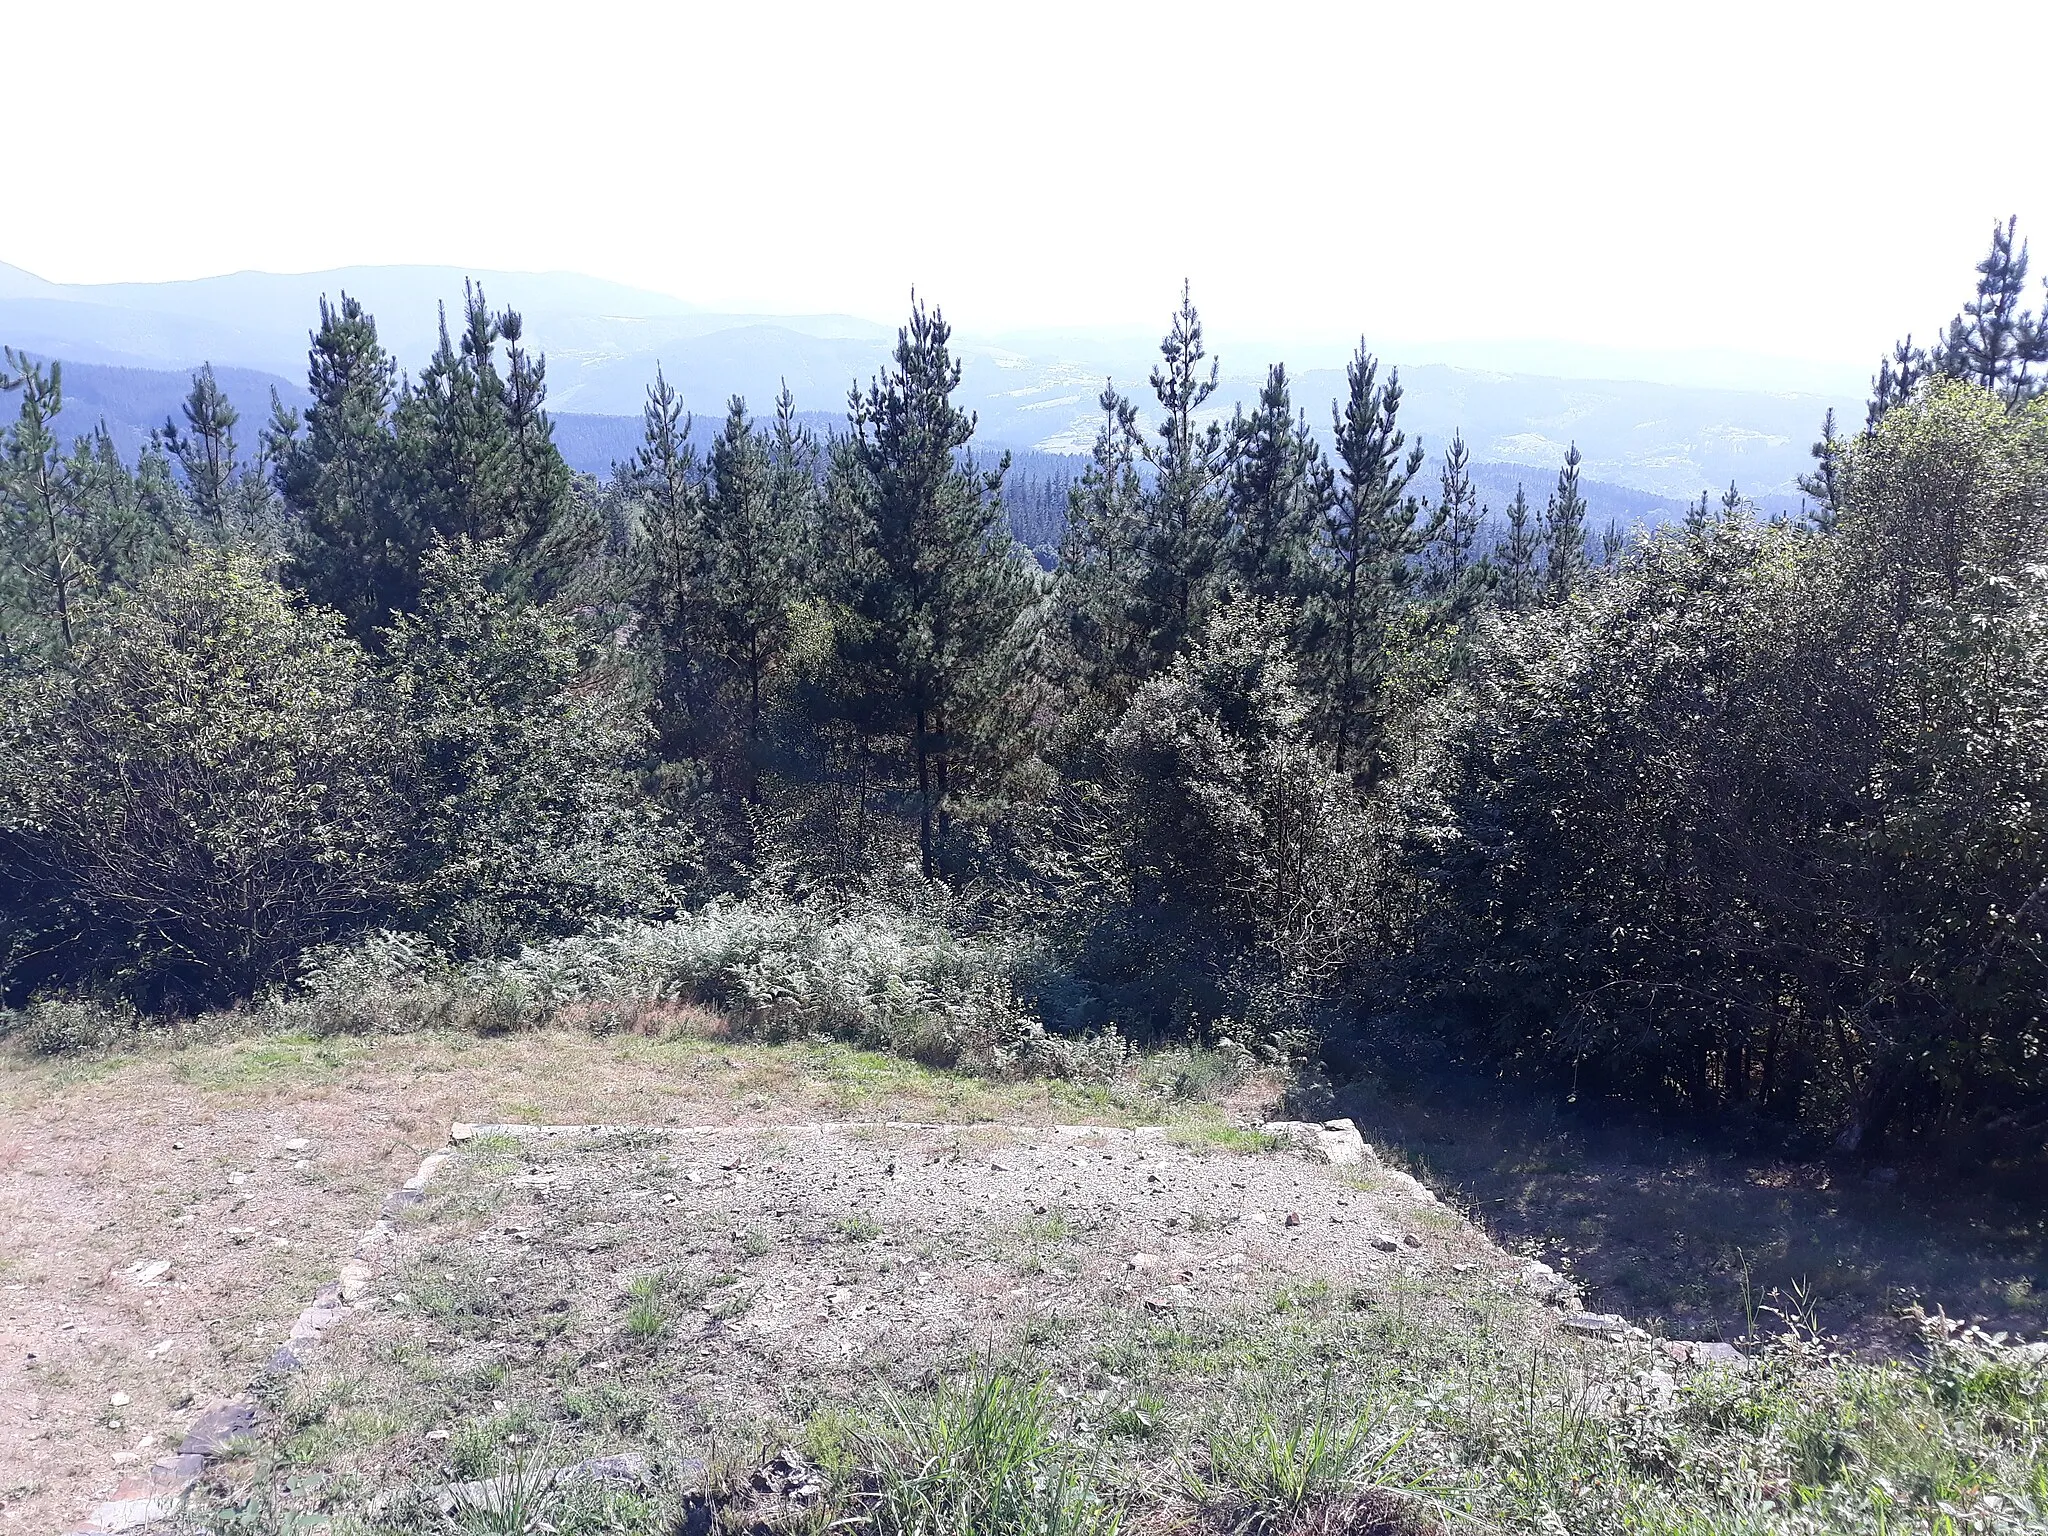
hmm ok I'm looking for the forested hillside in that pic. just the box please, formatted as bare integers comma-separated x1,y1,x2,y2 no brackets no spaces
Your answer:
3,225,2045,1159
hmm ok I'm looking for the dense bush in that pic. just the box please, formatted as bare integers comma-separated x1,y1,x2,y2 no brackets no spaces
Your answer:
0,552,400,1006
383,537,680,955
1422,384,2048,1149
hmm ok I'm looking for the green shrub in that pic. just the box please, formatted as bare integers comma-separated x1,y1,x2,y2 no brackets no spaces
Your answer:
19,996,137,1055
0,553,401,1007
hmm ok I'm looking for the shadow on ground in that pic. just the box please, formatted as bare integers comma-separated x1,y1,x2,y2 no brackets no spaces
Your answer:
1329,1064,2048,1353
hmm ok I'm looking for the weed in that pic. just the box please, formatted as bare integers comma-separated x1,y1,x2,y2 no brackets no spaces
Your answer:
623,1272,670,1340
1197,1407,1414,1535
851,1367,1121,1536
1103,1390,1167,1440
836,1212,883,1243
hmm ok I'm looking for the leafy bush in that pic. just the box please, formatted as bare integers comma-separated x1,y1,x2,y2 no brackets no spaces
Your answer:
0,552,400,1007
1421,385,2048,1148
16,996,138,1055
383,537,682,956
1108,602,1385,990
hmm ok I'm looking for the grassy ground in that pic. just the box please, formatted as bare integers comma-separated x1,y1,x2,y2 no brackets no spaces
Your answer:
218,1125,2048,1536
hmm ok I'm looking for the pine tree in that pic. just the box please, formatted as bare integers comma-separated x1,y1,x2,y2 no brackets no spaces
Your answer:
1495,484,1541,613
1133,284,1229,668
1422,431,1484,597
499,307,573,564
833,297,1035,876
623,364,705,760
1541,444,1588,603
766,381,820,586
1867,334,1931,433
1055,384,1150,715
0,352,176,659
1322,340,1433,775
702,395,807,803
1224,362,1329,608
1599,520,1626,566
276,294,410,641
1798,408,1846,532
0,352,84,651
1684,490,1713,536
1932,216,2046,402
160,364,240,530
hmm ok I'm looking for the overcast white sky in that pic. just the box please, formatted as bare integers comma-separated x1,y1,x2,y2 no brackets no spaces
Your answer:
6,0,2043,380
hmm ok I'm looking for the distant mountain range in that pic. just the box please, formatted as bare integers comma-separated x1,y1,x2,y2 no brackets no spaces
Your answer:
1,260,1855,519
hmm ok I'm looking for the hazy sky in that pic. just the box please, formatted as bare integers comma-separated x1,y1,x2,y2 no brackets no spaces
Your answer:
8,0,2043,377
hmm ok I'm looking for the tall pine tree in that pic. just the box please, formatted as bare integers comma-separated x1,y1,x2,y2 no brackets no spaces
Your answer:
1322,341,1433,775
1494,484,1541,613
833,298,1035,876
702,395,809,803
623,364,705,761
1540,443,1588,603
1224,362,1329,608
159,364,240,530
1054,384,1150,717
1132,285,1229,668
276,295,410,641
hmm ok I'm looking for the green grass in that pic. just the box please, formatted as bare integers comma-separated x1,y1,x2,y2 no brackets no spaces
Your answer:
1168,1123,1287,1154
850,1369,1122,1536
170,1033,369,1090
623,1272,670,1339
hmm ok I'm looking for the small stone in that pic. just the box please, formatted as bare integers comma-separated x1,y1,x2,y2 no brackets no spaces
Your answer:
1452,1262,1476,1274
110,1391,131,1407
1128,1253,1159,1270
130,1260,172,1286
1402,1233,1421,1248
426,1428,450,1441
1561,1312,1628,1339
1284,1211,1301,1228
228,1172,248,1186
1369,1234,1401,1252
283,1138,311,1153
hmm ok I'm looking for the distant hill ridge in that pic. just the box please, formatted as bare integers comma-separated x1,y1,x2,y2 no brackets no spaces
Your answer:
2,261,1849,507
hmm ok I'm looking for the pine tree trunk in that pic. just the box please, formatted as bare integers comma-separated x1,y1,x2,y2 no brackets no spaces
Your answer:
915,705,933,878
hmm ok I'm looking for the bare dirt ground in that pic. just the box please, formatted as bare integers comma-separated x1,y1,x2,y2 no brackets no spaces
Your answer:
212,1117,1550,1531
0,1023,1196,1535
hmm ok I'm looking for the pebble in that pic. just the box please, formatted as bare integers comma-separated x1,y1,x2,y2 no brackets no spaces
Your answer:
283,1138,311,1153
1370,1234,1401,1252
1561,1312,1629,1339
110,1391,130,1406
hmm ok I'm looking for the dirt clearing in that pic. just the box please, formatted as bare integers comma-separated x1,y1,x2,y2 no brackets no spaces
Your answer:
0,1025,1219,1534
